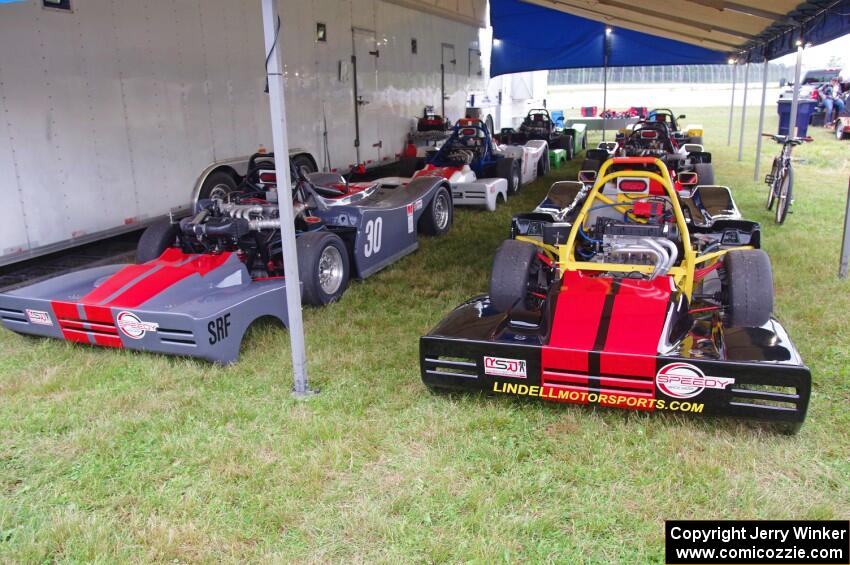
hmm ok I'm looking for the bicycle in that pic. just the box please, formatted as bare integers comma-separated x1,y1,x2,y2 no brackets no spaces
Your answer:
763,133,813,224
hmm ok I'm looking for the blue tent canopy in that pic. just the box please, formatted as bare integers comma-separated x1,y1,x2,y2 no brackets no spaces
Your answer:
489,0,850,77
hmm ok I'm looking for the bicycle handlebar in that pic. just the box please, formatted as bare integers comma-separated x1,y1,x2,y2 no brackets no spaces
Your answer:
761,133,814,145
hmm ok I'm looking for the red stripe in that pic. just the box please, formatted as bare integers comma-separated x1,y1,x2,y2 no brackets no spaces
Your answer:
600,277,671,380
100,252,231,309
81,263,156,304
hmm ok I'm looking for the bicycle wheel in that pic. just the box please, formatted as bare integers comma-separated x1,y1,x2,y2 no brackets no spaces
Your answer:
766,157,780,211
775,165,793,224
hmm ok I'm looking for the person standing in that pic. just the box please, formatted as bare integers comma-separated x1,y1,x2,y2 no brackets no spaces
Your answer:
822,77,846,126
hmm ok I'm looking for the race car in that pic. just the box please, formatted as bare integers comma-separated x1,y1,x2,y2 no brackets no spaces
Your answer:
646,108,705,145
495,109,587,160
593,121,715,185
420,157,810,432
410,118,548,211
0,155,453,364
405,106,452,160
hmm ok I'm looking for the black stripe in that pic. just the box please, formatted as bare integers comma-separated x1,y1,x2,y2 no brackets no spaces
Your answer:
587,280,620,393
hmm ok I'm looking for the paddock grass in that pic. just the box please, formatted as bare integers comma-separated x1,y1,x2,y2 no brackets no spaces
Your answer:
1,107,848,563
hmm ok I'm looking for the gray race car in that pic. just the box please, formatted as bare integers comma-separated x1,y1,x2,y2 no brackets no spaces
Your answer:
0,156,452,363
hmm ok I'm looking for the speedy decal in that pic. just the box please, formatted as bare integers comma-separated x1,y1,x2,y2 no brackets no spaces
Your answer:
25,309,53,326
407,203,414,234
492,382,705,413
656,362,734,399
116,311,159,340
484,356,527,378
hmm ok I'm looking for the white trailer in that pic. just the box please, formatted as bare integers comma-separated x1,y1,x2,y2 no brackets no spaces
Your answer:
0,0,485,266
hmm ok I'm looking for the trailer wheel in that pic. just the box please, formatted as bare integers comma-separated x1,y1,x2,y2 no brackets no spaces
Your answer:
297,231,350,306
136,219,179,263
199,171,238,200
291,153,317,179
489,240,538,313
419,186,452,236
694,162,715,185
724,249,773,327
497,158,521,194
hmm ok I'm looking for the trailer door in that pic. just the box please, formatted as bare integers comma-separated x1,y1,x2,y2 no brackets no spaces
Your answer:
441,43,456,119
352,28,381,165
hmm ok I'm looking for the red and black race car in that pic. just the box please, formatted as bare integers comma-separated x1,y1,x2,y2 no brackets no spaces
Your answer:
420,157,810,432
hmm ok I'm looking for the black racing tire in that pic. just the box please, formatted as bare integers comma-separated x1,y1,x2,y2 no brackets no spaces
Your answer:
724,249,774,328
136,219,179,263
548,136,563,150
581,132,587,149
694,162,715,185
580,158,600,172
398,156,422,178
497,157,521,195
690,135,704,145
775,166,793,224
198,171,239,200
291,153,317,179
419,185,453,236
489,240,537,313
296,231,350,306
766,157,780,211
564,134,575,160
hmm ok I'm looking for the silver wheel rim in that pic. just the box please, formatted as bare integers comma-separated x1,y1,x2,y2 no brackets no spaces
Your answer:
512,170,520,190
434,192,450,230
318,245,344,295
209,183,231,200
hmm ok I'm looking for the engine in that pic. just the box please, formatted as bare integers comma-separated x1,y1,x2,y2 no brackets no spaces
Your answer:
579,200,680,278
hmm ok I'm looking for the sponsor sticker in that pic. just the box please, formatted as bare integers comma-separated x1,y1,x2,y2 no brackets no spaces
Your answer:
484,356,527,378
414,198,423,211
116,311,159,340
656,362,734,399
25,309,53,326
406,203,414,234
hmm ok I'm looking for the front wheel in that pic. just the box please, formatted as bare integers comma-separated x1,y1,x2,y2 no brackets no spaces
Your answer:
723,249,774,327
296,231,350,306
693,162,714,185
775,165,793,224
419,186,452,236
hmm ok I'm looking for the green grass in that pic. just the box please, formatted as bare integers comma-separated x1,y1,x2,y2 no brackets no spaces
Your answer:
1,107,848,563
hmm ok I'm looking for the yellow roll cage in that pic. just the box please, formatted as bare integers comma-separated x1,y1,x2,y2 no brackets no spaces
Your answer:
517,158,750,300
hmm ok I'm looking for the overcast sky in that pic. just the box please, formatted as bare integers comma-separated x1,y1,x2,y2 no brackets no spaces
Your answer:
772,34,849,73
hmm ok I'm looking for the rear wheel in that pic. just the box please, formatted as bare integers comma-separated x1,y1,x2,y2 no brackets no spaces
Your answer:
398,156,422,178
296,231,350,306
775,166,793,224
537,151,550,178
766,157,780,210
419,186,452,236
136,219,179,263
497,157,521,194
693,162,715,185
489,240,538,313
724,249,774,327
690,135,704,145
564,134,575,160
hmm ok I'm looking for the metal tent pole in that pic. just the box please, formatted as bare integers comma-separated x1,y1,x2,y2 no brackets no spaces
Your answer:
602,28,610,142
260,0,312,397
754,59,769,181
841,177,850,278
737,62,750,161
788,44,804,137
727,62,737,145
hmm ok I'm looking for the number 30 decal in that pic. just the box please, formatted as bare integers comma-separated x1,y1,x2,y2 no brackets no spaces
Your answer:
364,217,383,257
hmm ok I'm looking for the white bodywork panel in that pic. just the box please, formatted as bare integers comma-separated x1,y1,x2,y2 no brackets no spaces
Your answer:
497,140,548,185
0,0,483,265
452,178,508,212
